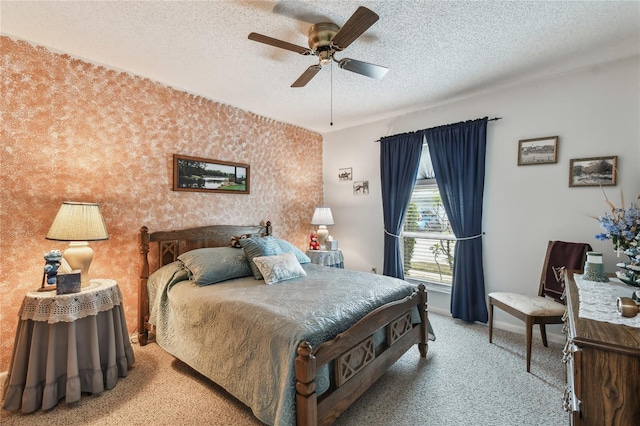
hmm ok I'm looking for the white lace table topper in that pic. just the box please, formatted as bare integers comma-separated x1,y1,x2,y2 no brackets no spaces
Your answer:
19,279,123,323
306,249,343,266
574,274,640,328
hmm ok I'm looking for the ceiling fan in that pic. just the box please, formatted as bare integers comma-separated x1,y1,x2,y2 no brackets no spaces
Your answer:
248,6,388,88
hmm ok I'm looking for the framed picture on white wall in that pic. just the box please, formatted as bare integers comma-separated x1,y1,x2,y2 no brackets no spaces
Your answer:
353,181,369,195
569,156,617,187
338,167,352,181
518,136,558,166
517,136,558,165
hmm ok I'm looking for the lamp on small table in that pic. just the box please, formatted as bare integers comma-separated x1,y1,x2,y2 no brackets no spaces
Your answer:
311,206,334,250
46,202,109,287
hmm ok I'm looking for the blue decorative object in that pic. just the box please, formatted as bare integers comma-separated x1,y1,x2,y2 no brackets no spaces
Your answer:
42,249,63,289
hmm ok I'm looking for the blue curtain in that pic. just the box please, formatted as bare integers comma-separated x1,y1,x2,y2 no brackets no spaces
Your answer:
380,133,423,278
425,118,488,323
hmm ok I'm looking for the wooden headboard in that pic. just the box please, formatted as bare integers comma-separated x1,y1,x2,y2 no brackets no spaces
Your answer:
137,221,271,345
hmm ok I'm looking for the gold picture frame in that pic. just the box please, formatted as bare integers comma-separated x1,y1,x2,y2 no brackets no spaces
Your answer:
173,154,250,194
569,156,617,187
517,136,558,166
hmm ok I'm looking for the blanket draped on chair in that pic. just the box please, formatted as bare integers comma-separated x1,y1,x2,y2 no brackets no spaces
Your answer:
543,241,592,302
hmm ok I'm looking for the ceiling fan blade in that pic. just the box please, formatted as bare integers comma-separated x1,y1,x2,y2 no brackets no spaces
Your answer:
338,58,388,80
248,32,312,55
331,6,379,51
291,65,322,87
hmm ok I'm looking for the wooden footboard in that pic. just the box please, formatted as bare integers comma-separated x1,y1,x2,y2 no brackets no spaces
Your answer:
295,284,428,425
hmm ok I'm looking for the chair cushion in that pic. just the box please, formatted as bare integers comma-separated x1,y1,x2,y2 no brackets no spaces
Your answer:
489,292,566,316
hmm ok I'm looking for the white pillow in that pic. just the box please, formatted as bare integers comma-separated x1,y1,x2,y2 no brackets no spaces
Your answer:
252,251,307,285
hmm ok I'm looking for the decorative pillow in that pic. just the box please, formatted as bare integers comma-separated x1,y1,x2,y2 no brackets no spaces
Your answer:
177,247,252,286
229,234,250,248
239,236,281,279
273,239,311,264
252,251,307,285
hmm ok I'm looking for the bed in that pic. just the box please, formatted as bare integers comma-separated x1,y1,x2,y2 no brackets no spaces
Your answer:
138,222,430,425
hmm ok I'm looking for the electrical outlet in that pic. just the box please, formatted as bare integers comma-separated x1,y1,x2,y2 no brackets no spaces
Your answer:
371,267,377,274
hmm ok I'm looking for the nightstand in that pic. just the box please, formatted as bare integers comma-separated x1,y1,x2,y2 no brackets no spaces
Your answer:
2,279,135,413
306,249,344,268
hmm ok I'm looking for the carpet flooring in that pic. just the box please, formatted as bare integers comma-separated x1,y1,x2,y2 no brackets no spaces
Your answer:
1,312,566,425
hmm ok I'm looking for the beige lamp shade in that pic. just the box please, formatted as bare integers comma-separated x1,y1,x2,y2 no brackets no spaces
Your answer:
46,202,109,241
46,202,109,285
311,207,334,250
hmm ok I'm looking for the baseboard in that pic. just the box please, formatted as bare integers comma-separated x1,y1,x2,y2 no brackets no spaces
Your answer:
0,371,6,396
427,306,450,317
482,319,565,345
427,308,565,345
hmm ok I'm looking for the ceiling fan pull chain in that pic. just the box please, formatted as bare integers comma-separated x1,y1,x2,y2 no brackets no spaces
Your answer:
330,60,333,126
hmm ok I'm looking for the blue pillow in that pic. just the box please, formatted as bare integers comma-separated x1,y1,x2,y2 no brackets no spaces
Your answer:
239,236,311,279
273,239,311,264
178,247,252,286
239,236,281,279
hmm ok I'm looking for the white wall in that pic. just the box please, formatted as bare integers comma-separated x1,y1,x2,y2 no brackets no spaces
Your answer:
322,56,640,339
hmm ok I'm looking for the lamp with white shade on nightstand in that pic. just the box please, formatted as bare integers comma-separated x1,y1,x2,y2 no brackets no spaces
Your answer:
311,206,334,250
46,202,109,286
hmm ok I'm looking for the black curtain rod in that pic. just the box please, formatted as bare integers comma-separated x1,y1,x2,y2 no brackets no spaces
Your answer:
373,116,502,142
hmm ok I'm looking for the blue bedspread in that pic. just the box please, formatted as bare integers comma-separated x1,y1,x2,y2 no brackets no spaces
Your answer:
148,262,420,425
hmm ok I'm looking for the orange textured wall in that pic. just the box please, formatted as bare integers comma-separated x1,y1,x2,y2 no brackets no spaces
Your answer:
0,37,323,371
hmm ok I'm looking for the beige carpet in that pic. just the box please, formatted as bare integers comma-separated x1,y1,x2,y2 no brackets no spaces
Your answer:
1,313,566,425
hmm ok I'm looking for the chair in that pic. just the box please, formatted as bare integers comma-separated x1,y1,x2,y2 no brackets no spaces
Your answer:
488,240,591,372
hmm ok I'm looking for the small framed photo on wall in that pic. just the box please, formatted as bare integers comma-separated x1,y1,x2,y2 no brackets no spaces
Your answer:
569,156,617,187
338,167,352,181
353,181,369,195
517,136,558,166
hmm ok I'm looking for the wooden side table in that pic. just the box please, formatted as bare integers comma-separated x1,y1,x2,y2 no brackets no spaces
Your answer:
2,279,135,413
306,249,344,268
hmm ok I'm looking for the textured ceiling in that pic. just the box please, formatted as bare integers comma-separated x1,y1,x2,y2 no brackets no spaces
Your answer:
2,1,639,134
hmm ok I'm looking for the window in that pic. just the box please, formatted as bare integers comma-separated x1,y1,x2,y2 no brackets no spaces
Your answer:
402,145,454,286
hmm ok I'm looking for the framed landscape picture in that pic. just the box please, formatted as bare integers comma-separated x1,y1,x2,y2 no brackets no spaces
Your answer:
569,156,617,187
517,136,558,166
173,154,250,194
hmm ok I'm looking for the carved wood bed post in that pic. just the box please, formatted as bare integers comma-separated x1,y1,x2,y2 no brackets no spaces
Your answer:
417,284,428,357
295,341,317,426
138,226,150,346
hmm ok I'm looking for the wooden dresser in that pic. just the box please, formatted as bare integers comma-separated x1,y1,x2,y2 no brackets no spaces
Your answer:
563,271,640,425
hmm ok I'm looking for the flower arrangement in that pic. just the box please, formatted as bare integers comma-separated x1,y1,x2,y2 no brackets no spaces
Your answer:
594,190,640,286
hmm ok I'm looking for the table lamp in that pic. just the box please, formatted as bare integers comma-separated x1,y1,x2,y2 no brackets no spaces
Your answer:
46,202,109,286
311,206,334,250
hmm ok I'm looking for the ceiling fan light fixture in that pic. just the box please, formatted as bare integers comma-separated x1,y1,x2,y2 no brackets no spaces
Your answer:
319,51,332,65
